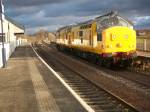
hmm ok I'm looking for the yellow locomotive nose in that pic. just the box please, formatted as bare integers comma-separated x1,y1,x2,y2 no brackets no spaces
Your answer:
102,26,136,53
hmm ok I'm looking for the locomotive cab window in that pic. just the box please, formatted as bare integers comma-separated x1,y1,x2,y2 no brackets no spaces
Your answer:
97,32,102,41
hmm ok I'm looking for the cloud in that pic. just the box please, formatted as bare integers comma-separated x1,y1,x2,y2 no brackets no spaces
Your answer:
133,16,150,29
6,6,39,17
5,0,68,7
3,0,150,34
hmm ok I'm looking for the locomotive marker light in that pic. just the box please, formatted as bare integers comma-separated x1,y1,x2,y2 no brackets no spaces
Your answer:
0,0,6,68
124,35,128,39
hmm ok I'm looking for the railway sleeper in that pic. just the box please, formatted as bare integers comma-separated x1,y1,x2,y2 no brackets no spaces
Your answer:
95,105,128,112
69,85,96,89
90,103,114,108
79,93,108,98
65,82,89,86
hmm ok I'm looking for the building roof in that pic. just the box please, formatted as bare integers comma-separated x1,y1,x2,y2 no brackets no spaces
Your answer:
5,15,25,30
136,29,150,38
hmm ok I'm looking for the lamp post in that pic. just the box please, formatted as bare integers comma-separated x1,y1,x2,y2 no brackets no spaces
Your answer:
0,0,6,68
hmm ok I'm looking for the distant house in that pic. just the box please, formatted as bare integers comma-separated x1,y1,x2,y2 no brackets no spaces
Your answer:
0,3,25,67
137,32,146,36
47,32,56,42
136,29,150,37
33,30,56,43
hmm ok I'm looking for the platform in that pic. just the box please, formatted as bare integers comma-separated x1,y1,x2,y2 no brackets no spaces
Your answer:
0,45,86,112
137,51,150,58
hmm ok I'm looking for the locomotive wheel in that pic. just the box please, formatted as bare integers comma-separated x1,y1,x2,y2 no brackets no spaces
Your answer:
101,58,113,68
122,59,132,68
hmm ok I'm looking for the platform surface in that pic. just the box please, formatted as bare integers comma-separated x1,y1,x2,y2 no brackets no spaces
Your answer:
137,51,150,57
0,46,86,112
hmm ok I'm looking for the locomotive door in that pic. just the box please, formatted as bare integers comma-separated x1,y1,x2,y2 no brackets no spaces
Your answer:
72,32,74,43
68,32,75,44
89,30,93,46
68,34,71,44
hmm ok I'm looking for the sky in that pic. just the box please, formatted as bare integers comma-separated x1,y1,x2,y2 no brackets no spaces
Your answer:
4,0,150,34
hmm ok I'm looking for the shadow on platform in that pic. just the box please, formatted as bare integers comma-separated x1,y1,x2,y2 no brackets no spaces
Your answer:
10,45,36,59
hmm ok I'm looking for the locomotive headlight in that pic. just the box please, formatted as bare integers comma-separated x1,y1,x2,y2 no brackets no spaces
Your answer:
129,45,134,48
111,34,116,41
112,35,116,38
110,45,112,48
124,35,128,39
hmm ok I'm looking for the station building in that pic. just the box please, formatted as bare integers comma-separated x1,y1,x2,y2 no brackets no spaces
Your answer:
0,3,25,67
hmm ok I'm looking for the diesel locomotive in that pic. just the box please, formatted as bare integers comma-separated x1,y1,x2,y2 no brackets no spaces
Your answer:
56,11,137,67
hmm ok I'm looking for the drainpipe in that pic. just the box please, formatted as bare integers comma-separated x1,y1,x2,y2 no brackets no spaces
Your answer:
0,0,6,68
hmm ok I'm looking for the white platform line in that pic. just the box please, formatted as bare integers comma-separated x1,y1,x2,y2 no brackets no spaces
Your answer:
31,45,95,112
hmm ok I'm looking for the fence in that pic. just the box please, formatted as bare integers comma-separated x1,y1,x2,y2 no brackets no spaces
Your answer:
136,36,150,51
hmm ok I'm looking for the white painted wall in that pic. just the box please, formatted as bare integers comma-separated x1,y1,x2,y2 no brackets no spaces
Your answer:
0,43,10,67
17,38,28,46
0,14,25,68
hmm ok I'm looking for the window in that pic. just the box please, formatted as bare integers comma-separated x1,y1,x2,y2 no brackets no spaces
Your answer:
97,33,102,41
96,15,133,30
79,31,83,37
0,33,5,42
118,18,128,27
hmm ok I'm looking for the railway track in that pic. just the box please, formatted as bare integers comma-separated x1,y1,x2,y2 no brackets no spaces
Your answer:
46,44,150,92
129,56,150,75
45,42,150,93
101,69,150,91
34,44,139,112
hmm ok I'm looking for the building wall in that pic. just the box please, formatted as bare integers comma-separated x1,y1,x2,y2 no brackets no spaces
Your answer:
0,16,25,68
0,43,10,67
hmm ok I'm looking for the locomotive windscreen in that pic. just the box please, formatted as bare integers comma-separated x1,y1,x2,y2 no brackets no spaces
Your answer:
96,16,133,31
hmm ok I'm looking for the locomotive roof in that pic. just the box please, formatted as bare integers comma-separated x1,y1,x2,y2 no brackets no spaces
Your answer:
57,20,94,31
76,20,94,26
57,11,133,32
96,11,133,25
